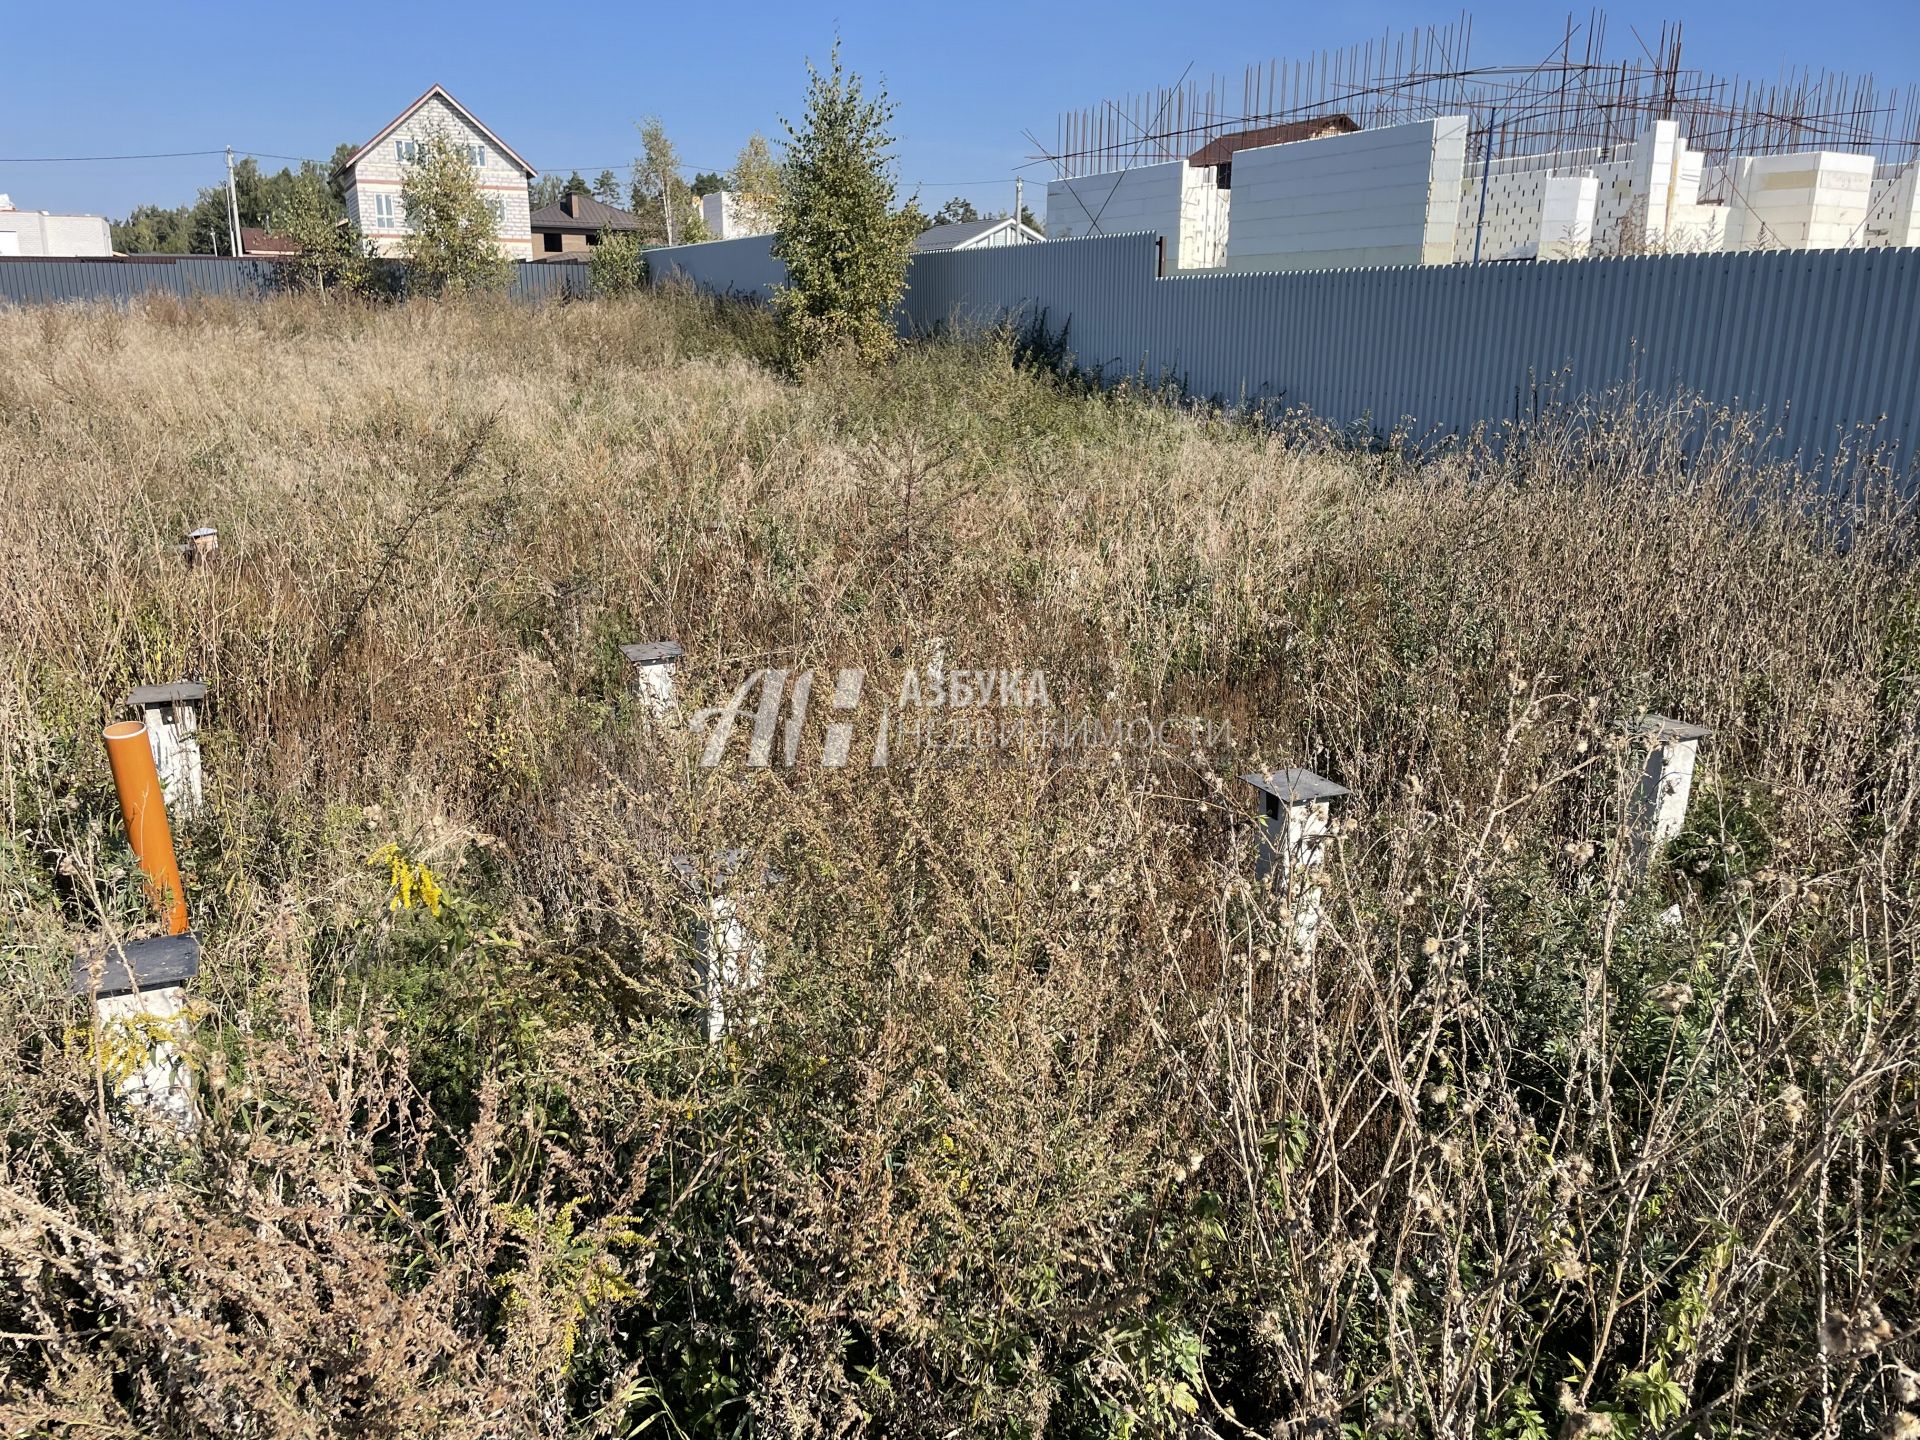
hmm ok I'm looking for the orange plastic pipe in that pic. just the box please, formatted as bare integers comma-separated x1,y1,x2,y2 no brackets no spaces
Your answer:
103,721,189,936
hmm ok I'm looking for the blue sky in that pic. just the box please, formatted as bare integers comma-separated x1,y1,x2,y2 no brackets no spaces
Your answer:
5,0,1917,220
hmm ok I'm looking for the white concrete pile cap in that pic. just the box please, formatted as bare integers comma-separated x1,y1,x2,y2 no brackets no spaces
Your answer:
187,527,218,540
1241,768,1350,803
71,932,201,998
1632,715,1713,744
126,680,209,709
621,641,684,667
670,848,750,898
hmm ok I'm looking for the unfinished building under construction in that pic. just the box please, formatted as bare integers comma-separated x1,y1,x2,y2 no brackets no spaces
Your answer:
1041,12,1920,270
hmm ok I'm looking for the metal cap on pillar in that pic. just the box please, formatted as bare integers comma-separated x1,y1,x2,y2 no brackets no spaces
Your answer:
183,526,219,566
125,680,209,817
1241,768,1351,812
71,931,202,1000
1627,715,1713,876
1241,768,1350,952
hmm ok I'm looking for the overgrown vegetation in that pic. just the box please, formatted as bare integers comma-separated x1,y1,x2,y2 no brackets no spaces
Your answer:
280,173,375,297
587,229,650,297
0,290,1917,1440
400,131,512,296
772,44,918,368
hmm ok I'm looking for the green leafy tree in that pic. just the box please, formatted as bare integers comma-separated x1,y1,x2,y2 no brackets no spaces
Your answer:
326,142,358,208
113,148,355,255
931,196,979,226
627,119,705,245
588,230,648,297
529,171,591,209
281,174,373,296
729,132,784,233
591,169,622,205
399,131,511,296
111,203,194,254
771,43,918,367
690,171,726,197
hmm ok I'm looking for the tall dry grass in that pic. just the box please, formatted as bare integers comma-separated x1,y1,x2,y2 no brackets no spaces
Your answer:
0,289,1916,1439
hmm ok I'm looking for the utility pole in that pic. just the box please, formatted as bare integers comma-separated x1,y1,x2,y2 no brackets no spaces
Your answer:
1014,175,1023,228
225,147,243,257
660,167,676,247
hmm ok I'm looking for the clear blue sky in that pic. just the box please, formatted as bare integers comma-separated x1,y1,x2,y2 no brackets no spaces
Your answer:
5,0,1917,221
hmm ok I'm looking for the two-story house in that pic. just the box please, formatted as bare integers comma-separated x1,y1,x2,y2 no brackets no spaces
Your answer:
336,85,536,259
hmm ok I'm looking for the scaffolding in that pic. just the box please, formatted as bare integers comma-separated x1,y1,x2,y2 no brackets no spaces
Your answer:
1041,11,1920,180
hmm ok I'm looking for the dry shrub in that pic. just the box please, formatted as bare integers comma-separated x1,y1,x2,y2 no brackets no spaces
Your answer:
0,292,1916,1438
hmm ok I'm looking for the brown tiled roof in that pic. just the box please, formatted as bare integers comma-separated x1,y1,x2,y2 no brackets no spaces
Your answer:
530,191,643,234
1187,114,1360,169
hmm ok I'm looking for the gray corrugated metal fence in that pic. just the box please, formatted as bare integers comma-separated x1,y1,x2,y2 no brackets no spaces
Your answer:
645,235,784,301
0,255,282,304
644,233,1920,470
0,256,592,306
510,261,594,301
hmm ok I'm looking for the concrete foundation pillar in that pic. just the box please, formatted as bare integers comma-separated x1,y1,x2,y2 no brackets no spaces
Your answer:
1243,768,1351,952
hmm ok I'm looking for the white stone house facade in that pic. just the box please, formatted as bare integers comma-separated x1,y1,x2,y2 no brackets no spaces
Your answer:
336,86,535,260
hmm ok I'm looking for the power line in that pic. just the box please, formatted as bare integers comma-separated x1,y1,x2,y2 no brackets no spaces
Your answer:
3,145,1041,196
0,149,226,163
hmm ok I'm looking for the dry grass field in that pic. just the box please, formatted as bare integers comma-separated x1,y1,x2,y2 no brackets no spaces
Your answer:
1,290,1917,1438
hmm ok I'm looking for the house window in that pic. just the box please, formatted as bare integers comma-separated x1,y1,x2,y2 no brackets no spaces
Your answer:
374,192,400,229
586,231,600,246
395,139,483,166
542,231,562,253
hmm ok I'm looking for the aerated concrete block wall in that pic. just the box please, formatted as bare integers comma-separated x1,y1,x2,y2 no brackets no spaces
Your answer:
1725,151,1878,250
1455,169,1598,261
1046,162,1187,262
1178,165,1231,270
1224,117,1468,272
1867,161,1920,248
703,192,776,241
1539,176,1600,259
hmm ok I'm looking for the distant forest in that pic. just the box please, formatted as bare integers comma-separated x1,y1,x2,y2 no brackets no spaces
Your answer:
110,146,359,254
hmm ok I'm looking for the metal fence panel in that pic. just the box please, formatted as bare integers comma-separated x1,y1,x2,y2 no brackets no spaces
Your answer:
0,255,281,305
509,261,593,301
643,231,1920,470
644,235,784,301
0,256,593,307
11,238,1915,474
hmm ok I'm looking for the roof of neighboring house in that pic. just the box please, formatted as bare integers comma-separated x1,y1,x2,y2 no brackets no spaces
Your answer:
913,217,1044,253
239,227,299,256
337,83,535,178
1186,113,1360,169
529,191,644,234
